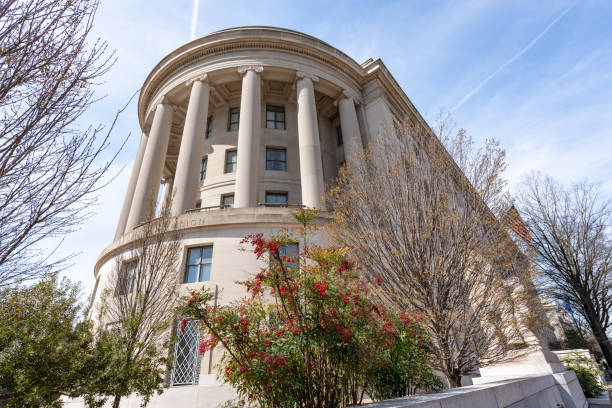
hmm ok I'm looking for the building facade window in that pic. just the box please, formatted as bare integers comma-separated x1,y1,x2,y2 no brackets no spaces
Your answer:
205,115,213,139
336,126,343,146
266,148,287,171
200,157,207,181
224,150,237,173
266,105,285,129
184,246,213,283
171,320,202,386
265,191,288,206
270,243,299,271
228,108,240,131
116,260,137,296
221,194,234,208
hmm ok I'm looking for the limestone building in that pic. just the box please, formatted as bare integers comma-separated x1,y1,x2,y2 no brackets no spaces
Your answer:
89,26,573,407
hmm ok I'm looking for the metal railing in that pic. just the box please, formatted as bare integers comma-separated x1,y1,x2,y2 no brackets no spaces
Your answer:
185,204,233,213
258,203,306,208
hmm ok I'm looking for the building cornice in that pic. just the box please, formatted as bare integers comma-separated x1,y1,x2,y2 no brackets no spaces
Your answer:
138,28,368,127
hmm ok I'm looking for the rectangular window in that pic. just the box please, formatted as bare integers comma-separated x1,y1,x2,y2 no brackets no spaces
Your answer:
336,126,343,146
171,320,202,386
200,157,207,181
266,148,287,171
265,191,288,206
221,194,234,208
184,246,213,283
224,150,237,173
205,115,213,139
266,105,285,129
195,200,201,209
270,243,299,270
116,260,137,296
228,108,240,131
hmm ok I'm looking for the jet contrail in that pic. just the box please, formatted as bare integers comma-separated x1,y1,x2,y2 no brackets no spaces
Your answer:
450,1,578,113
190,0,200,41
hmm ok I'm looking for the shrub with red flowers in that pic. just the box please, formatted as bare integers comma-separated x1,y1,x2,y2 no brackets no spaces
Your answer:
177,209,440,407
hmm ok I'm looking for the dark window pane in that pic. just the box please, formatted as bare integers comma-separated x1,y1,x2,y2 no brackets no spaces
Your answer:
200,158,207,181
228,108,240,131
225,150,237,173
266,105,285,129
222,195,234,207
205,116,213,139
265,192,288,204
266,148,286,171
199,264,211,282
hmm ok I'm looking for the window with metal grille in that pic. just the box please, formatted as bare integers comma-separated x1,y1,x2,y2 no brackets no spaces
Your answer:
205,115,213,139
184,246,213,283
228,108,240,131
116,260,137,296
170,320,202,386
225,150,237,173
265,191,288,205
221,194,234,208
200,157,207,181
266,105,285,129
266,148,286,171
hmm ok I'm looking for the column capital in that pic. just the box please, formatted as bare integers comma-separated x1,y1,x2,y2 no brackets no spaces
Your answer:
185,73,209,87
296,71,319,83
158,96,180,112
238,65,264,76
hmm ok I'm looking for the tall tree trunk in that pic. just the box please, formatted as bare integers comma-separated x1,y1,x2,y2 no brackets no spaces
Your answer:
586,310,612,366
448,373,462,388
112,395,121,408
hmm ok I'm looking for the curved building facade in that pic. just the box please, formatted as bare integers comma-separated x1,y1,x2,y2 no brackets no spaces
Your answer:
88,27,565,407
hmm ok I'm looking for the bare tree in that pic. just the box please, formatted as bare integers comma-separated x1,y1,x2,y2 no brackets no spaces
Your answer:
0,0,118,287
518,173,612,365
434,111,512,218
327,122,536,387
94,197,181,407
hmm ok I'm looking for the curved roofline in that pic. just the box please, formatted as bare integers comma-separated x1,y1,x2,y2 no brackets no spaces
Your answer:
137,26,367,127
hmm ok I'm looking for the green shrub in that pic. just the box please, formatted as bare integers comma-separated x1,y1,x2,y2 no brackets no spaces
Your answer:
561,353,606,398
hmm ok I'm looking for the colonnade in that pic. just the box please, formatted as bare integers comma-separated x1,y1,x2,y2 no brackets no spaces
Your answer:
115,66,363,238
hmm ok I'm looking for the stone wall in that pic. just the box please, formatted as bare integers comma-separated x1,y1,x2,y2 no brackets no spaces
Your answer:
361,371,587,408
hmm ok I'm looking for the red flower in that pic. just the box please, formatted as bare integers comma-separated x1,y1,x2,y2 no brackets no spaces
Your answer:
313,281,328,298
180,319,188,333
339,292,349,305
240,365,247,374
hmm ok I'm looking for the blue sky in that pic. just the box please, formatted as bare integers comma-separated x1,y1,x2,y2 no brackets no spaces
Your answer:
56,0,612,296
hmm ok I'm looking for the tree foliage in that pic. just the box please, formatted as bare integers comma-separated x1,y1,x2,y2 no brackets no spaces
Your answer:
178,209,440,407
0,0,119,287
327,122,539,387
0,275,103,407
518,174,612,366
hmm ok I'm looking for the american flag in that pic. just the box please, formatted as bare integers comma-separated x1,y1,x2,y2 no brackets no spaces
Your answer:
503,205,532,244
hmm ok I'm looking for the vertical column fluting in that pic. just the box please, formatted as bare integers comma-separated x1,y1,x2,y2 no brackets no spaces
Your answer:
125,101,174,231
171,76,210,215
234,66,263,208
337,94,363,164
114,130,149,240
296,72,325,209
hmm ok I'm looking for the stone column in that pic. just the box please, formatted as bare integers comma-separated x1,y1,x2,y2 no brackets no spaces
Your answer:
171,76,210,216
296,72,325,209
161,177,173,211
114,130,149,240
234,65,263,208
125,101,174,231
337,93,363,164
